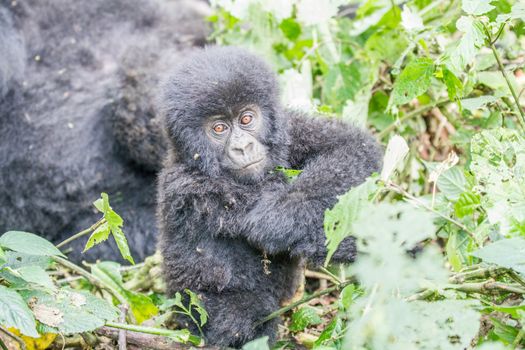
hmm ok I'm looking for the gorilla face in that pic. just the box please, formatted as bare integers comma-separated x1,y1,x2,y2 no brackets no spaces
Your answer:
204,104,268,180
162,47,291,183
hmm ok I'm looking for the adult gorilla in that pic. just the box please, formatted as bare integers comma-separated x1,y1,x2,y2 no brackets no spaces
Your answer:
0,0,208,261
158,47,383,347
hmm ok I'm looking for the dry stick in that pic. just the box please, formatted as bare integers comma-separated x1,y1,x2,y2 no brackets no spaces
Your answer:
485,23,525,130
378,99,451,138
51,256,137,324
96,327,225,350
254,280,354,327
56,218,105,249
119,305,129,350
0,326,26,350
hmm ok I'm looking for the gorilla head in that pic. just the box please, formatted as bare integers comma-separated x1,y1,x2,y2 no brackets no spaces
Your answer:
161,46,290,183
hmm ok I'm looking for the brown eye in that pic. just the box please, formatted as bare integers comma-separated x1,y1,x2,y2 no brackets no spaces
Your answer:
213,123,227,134
240,112,253,125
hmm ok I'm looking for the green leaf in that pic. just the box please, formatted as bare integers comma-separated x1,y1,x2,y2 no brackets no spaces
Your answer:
17,265,56,290
324,177,378,266
322,62,366,112
83,222,110,252
441,66,464,101
0,285,38,337
448,16,485,71
242,336,270,350
0,231,65,257
389,57,435,107
472,238,525,275
437,166,468,201
462,0,495,15
289,307,322,332
461,95,498,112
340,284,356,310
454,192,481,218
90,193,135,264
185,289,208,327
275,166,303,183
279,18,301,41
91,262,158,323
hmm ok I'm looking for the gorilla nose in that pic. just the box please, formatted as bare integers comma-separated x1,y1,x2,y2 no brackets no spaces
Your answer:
232,141,254,156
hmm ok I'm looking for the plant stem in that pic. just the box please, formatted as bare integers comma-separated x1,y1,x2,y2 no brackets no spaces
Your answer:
254,280,354,326
0,326,26,350
56,218,105,249
484,24,525,130
378,99,450,138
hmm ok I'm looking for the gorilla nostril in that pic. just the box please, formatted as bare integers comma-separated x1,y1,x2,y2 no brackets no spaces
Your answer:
245,142,254,153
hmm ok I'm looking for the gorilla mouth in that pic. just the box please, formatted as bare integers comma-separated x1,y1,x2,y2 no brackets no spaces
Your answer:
242,159,264,169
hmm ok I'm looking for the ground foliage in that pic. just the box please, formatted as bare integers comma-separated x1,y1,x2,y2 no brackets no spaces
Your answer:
1,0,525,349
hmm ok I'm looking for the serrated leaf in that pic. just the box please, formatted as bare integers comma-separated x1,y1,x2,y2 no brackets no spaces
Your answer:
242,336,270,350
0,285,38,337
289,307,322,332
0,231,65,258
437,167,467,201
17,265,56,290
441,67,464,101
472,238,525,275
389,57,435,107
454,192,481,218
185,289,208,326
83,222,110,252
462,0,495,15
91,193,134,264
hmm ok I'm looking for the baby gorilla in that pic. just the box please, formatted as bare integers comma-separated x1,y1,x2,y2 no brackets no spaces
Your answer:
158,46,382,347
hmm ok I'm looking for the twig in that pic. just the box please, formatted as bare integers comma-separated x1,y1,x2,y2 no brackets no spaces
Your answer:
119,305,129,350
483,23,525,130
319,267,342,284
0,326,26,350
96,327,223,350
449,266,507,284
56,218,105,249
304,269,337,284
378,99,451,138
254,280,354,327
446,281,525,294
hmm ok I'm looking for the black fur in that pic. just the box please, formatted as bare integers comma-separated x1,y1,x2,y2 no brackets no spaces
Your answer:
0,0,209,261
158,46,383,347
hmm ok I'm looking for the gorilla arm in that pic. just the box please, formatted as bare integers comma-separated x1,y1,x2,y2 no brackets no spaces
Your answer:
242,112,383,266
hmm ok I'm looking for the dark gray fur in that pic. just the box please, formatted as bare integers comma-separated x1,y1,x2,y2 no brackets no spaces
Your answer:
0,0,208,261
158,47,383,347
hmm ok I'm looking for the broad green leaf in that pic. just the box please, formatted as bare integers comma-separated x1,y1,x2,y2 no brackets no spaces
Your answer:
448,16,485,71
436,167,467,201
345,300,480,349
340,284,356,310
17,265,56,290
322,62,366,112
389,57,435,107
462,0,495,15
461,95,498,112
472,238,525,275
0,231,65,258
454,192,481,218
91,262,157,323
315,317,344,348
324,177,378,266
365,29,409,65
279,18,301,41
5,251,52,270
289,307,322,332
0,285,38,337
242,336,270,350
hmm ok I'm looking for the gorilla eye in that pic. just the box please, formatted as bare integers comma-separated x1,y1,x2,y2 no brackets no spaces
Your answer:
240,112,253,125
213,123,228,134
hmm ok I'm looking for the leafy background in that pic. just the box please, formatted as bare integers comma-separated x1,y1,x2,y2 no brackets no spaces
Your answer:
1,0,525,349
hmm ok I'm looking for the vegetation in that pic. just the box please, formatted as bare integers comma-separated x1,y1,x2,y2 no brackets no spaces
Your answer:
1,0,525,349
